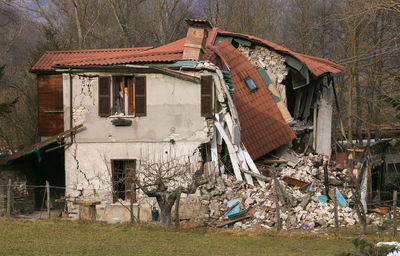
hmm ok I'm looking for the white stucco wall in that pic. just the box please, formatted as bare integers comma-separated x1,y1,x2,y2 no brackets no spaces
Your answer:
62,70,217,221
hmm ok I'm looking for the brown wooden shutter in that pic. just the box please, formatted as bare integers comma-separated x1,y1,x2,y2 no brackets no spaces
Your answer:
98,77,111,117
128,77,134,115
55,85,63,111
201,76,213,117
124,160,136,202
134,76,146,116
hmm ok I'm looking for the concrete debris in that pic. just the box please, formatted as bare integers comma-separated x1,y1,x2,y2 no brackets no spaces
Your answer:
200,152,384,230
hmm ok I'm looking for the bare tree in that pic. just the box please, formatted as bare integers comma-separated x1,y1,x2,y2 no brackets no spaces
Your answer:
135,151,207,226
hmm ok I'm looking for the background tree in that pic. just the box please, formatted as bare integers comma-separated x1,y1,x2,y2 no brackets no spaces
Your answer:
0,0,399,153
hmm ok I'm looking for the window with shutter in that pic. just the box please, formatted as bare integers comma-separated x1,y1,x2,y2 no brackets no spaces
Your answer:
201,75,213,117
98,77,111,117
134,76,146,117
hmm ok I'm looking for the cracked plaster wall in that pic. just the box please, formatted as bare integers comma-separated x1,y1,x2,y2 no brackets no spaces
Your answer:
62,71,218,221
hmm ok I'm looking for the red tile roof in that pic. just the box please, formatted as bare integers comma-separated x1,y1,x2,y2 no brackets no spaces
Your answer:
32,28,344,78
31,46,153,71
206,28,345,76
53,39,187,68
211,41,296,159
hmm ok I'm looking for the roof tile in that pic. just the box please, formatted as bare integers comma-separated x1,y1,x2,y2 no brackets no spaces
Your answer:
212,41,296,159
31,47,153,71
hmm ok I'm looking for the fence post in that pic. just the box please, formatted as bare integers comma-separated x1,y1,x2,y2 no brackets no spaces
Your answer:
334,195,339,236
175,190,181,229
6,179,11,217
394,190,397,237
137,204,140,224
46,181,50,219
130,183,134,224
273,182,282,231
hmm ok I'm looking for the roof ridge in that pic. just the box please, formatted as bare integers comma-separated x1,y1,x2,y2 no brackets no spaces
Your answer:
55,49,183,66
45,46,153,54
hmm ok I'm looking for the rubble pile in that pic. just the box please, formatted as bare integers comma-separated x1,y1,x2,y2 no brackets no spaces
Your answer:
201,153,384,230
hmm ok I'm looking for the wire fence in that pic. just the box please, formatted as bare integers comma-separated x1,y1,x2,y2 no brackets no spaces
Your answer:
0,179,143,223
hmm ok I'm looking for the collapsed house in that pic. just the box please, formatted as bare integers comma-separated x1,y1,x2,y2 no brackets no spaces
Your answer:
1,19,348,223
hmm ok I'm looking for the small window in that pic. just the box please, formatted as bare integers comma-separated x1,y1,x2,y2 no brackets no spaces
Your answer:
245,77,257,91
112,160,136,203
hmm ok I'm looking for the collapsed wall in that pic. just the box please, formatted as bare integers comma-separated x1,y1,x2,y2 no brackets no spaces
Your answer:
198,152,384,230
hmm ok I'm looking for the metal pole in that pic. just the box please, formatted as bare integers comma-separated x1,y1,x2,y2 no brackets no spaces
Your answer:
274,181,282,231
394,190,397,237
137,204,140,224
130,183,134,224
46,181,50,219
324,163,329,197
6,179,11,217
334,196,339,236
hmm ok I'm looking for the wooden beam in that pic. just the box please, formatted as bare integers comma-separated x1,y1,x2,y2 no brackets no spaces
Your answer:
240,169,270,182
0,124,84,165
258,159,287,165
151,67,200,83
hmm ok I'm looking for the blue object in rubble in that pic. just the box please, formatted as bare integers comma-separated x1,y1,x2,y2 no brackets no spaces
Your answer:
336,189,347,208
317,195,328,203
224,198,241,219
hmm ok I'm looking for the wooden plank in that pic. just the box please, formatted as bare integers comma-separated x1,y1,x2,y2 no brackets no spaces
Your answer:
282,176,308,187
237,147,254,186
240,169,270,182
242,148,266,187
214,122,242,181
258,159,287,165
293,91,303,119
211,131,219,173
302,83,315,121
0,124,84,165
151,67,200,83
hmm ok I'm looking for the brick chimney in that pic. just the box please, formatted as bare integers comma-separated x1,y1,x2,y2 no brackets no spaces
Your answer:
182,19,212,60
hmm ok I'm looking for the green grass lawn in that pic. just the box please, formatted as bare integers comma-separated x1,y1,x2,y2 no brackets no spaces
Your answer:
0,218,397,256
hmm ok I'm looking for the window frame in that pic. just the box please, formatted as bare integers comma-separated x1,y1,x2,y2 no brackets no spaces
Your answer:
245,77,258,91
111,159,137,203
112,76,135,116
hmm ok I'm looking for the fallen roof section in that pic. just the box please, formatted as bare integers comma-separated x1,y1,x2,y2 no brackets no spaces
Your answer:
211,41,296,159
205,28,345,77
